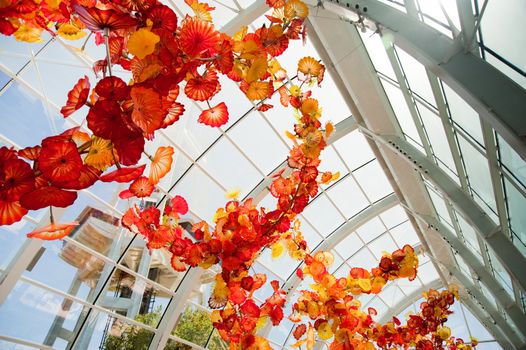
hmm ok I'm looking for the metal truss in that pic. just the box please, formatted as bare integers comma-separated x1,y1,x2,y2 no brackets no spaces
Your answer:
370,132,526,292
306,8,525,346
320,0,526,161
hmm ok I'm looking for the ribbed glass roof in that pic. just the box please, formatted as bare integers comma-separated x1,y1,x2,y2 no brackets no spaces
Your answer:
0,0,525,349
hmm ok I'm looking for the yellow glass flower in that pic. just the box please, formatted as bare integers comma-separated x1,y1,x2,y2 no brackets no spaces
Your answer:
225,188,240,199
57,23,87,40
289,85,301,97
84,137,114,171
298,56,322,76
127,28,160,59
271,241,284,259
14,24,43,43
437,326,451,340
317,322,333,340
285,0,309,19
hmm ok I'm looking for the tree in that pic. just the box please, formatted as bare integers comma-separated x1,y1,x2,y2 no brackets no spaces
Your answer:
104,307,227,350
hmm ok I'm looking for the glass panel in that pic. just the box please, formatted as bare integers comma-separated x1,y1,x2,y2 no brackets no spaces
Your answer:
480,0,526,74
82,309,155,350
426,185,454,228
442,82,484,144
367,233,398,260
96,267,171,327
353,160,393,203
0,219,37,270
379,205,408,228
175,166,227,221
395,46,436,104
359,30,397,80
335,232,364,260
0,81,72,148
457,135,497,213
380,80,423,147
379,285,406,308
417,261,440,284
325,175,369,219
498,135,526,187
504,177,526,251
0,280,87,349
228,112,288,175
417,0,460,29
389,221,420,247
199,137,261,198
356,217,386,244
486,53,526,90
22,239,105,303
486,248,514,298
301,195,345,237
62,203,130,262
417,101,457,176
333,131,375,171
171,304,214,347
455,212,483,261
0,70,10,89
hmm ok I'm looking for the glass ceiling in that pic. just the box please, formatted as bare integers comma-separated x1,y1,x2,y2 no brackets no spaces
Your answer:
0,0,525,349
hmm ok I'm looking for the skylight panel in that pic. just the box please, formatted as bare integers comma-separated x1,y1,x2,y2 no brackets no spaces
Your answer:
358,30,397,80
379,284,406,308
379,204,408,228
356,217,385,244
380,79,424,149
334,232,363,260
228,111,289,175
198,137,262,198
417,260,441,284
389,221,420,247
174,166,226,221
325,175,369,219
301,194,346,237
333,131,375,171
441,82,484,144
352,160,393,202
395,46,436,105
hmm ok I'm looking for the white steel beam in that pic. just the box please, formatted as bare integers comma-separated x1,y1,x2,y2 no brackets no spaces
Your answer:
221,1,269,36
307,10,522,347
321,0,526,161
0,238,42,305
460,294,517,350
366,132,526,292
414,213,526,336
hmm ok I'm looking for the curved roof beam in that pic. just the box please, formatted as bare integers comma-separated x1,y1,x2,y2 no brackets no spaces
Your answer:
148,269,203,350
377,278,443,324
412,213,526,337
364,130,526,293
320,0,526,161
306,12,524,345
440,262,524,348
460,294,518,350
281,192,398,289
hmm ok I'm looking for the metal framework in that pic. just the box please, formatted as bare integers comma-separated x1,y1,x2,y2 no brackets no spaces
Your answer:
321,0,526,161
307,7,526,347
0,0,525,349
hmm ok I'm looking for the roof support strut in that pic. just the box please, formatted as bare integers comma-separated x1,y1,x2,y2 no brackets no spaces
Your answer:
320,0,526,161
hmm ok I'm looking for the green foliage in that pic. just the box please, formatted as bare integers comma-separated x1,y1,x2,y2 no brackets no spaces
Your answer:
104,306,227,350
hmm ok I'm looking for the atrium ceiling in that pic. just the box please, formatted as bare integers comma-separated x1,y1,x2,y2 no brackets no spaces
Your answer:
0,0,525,349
